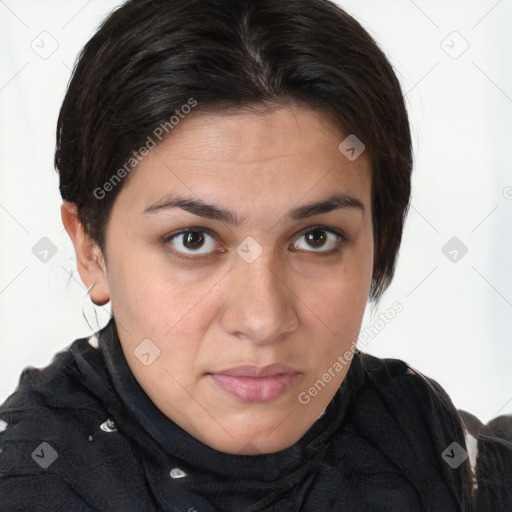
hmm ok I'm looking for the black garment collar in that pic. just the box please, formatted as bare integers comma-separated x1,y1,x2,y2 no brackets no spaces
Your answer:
92,316,364,508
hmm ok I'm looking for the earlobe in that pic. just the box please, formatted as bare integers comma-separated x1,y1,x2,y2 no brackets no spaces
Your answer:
60,202,110,306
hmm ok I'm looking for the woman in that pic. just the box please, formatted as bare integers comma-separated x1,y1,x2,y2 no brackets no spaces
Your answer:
0,0,506,510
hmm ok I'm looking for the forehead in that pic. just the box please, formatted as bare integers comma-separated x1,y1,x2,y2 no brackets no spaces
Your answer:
115,105,372,215
152,105,363,163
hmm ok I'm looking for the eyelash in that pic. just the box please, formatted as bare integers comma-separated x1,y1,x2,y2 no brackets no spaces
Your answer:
163,225,349,261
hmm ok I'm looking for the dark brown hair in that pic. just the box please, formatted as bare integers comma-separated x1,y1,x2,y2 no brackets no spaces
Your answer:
55,0,412,301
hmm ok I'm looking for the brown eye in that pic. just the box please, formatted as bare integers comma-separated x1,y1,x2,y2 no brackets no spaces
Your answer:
292,227,346,253
182,231,205,250
166,228,219,258
305,230,327,249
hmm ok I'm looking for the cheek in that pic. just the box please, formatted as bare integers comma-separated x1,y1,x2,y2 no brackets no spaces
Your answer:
104,244,172,337
105,244,217,362
107,257,206,387
298,250,373,374
305,275,367,346
301,239,373,328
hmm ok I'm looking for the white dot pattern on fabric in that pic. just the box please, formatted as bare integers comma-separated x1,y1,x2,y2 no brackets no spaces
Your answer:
0,419,7,432
170,467,187,479
100,418,118,432
88,334,99,349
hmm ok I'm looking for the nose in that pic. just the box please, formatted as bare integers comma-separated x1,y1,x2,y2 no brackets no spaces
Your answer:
220,248,299,345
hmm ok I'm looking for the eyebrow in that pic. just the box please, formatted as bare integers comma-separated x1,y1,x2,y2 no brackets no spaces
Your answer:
143,192,365,225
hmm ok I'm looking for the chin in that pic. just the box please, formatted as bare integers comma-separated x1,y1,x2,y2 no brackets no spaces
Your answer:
201,420,304,455
215,436,297,455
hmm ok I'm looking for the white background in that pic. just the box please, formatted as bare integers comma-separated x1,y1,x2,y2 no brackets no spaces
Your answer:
0,0,511,424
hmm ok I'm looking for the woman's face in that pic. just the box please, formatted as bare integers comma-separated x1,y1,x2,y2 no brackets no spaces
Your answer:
95,105,373,454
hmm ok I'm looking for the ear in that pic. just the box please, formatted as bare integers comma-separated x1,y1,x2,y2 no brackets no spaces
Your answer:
61,201,110,306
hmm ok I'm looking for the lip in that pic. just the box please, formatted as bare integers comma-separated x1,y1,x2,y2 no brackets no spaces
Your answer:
209,364,300,403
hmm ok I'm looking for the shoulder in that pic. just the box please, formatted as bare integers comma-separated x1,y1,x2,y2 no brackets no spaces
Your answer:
0,334,147,511
355,351,462,425
0,334,106,443
345,351,474,510
352,351,469,455
460,409,512,510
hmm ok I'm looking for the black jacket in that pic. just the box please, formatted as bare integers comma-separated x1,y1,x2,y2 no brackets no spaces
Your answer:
0,318,476,511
